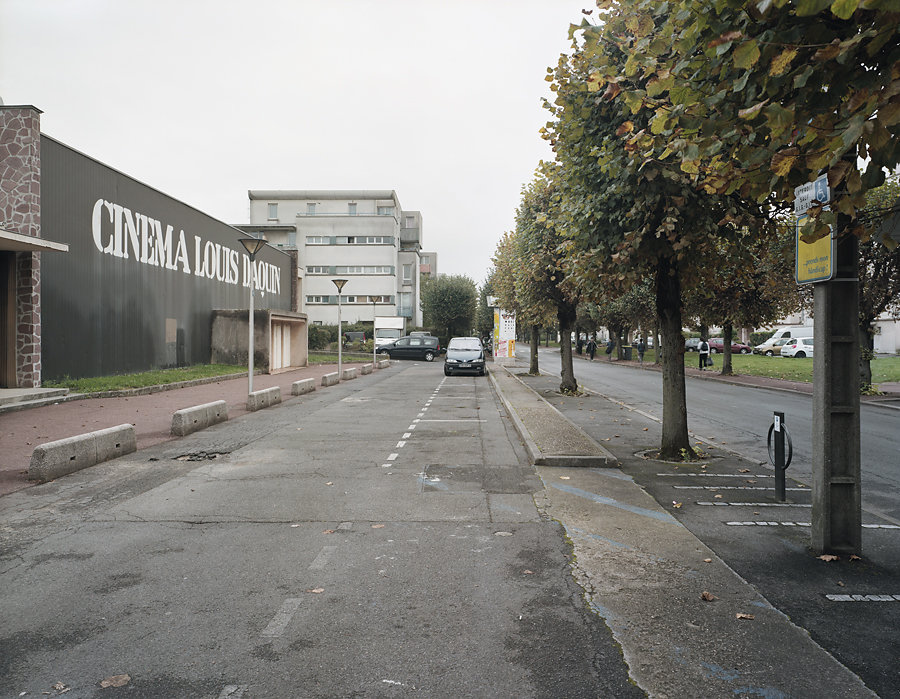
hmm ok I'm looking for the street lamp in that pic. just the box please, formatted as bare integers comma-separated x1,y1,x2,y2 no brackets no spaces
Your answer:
332,278,349,378
369,295,379,366
239,237,268,394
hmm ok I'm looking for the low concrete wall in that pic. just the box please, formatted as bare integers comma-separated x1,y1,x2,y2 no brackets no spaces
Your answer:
376,359,391,369
291,378,316,396
28,424,137,483
361,364,374,375
247,386,281,411
341,367,358,381
171,400,228,437
321,372,340,387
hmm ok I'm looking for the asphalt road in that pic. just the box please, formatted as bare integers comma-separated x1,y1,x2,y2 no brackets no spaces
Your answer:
0,360,640,699
554,350,900,524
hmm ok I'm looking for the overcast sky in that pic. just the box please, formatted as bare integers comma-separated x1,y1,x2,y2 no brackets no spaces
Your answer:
1,0,591,285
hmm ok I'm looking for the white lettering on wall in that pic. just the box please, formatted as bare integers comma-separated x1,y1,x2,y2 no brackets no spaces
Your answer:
90,198,280,295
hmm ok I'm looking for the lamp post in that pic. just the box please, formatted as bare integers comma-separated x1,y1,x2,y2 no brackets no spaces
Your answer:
239,237,268,395
369,295,379,366
332,278,349,378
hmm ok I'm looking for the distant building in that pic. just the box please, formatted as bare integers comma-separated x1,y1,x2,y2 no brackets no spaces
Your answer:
240,190,425,328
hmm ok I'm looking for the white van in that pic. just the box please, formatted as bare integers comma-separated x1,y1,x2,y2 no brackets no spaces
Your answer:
764,325,814,344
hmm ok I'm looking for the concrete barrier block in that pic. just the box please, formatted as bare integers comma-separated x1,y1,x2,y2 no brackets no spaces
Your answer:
321,372,340,387
291,378,316,396
376,359,391,369
247,386,281,412
171,400,228,437
361,364,374,375
28,423,136,483
341,367,358,381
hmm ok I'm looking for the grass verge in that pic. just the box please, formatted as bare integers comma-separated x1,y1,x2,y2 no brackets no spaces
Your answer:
42,364,245,393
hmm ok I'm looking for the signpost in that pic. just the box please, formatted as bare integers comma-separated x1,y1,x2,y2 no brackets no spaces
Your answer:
794,172,861,555
795,174,834,284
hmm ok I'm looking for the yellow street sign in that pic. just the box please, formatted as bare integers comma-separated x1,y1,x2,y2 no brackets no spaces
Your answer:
795,214,835,284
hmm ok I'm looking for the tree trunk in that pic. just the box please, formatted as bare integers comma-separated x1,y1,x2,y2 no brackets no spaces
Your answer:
558,303,578,393
656,257,695,460
530,324,540,375
859,322,874,390
722,322,734,376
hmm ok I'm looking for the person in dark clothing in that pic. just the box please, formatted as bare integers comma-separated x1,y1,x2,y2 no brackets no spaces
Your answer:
605,338,615,361
637,339,646,365
698,337,710,370
586,338,597,360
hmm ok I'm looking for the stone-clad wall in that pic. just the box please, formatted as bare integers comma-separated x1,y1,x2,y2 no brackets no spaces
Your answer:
1,106,43,388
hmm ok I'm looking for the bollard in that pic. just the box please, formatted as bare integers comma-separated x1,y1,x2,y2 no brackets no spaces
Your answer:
767,411,793,502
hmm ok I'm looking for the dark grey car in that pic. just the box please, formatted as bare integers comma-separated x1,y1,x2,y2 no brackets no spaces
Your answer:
377,335,441,361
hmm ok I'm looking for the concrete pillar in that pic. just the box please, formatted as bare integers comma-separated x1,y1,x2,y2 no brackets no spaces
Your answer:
812,232,861,554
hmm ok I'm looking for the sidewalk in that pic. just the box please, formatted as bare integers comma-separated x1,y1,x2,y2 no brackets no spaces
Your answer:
489,360,877,697
0,362,373,497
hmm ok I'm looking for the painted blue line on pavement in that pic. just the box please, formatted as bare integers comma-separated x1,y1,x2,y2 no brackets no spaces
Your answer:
551,483,678,524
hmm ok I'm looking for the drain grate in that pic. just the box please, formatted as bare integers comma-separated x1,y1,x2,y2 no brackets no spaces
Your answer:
175,451,229,462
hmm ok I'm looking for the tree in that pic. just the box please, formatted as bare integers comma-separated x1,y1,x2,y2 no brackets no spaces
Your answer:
858,176,900,389
420,275,477,342
515,168,581,392
475,278,495,341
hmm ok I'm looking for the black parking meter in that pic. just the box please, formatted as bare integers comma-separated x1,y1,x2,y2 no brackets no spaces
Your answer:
767,411,792,502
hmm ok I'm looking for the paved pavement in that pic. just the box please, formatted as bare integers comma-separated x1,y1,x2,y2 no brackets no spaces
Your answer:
2,355,897,696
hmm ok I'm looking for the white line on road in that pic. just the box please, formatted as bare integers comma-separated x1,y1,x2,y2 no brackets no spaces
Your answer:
402,432,412,438
658,473,775,478
826,594,900,602
218,686,247,698
416,419,486,422
396,441,406,448
697,502,811,507
261,598,303,638
309,545,337,570
673,485,807,491
387,453,398,461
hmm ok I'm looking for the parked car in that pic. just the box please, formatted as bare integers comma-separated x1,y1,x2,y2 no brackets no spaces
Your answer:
444,337,486,376
685,338,702,352
376,335,442,361
754,337,791,356
708,338,752,354
781,337,814,358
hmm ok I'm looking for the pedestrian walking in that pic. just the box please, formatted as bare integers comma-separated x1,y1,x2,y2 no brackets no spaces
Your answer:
637,339,646,366
605,338,615,361
698,337,710,371
586,338,597,360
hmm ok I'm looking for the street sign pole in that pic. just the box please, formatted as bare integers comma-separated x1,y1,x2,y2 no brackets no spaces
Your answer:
796,170,862,555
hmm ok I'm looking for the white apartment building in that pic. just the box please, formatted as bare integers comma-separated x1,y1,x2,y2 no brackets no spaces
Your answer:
239,190,425,328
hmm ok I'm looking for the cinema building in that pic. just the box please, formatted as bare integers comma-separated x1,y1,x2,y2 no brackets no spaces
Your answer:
0,105,305,389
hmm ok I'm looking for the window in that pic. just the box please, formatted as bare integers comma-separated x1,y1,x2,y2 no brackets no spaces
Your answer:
306,295,327,303
421,255,430,265
306,266,330,274
405,216,415,228
402,264,413,283
377,206,394,216
307,203,317,216
267,203,278,220
306,236,326,244
348,203,357,216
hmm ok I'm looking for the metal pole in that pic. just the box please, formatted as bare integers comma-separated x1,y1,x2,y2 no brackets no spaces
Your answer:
774,411,785,502
337,292,342,379
248,262,255,395
372,299,377,366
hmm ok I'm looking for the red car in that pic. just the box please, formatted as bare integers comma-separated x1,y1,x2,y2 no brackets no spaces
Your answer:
708,338,752,354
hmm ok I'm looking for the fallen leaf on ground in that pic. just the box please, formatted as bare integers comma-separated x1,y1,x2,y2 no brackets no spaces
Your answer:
559,476,571,480
325,482,334,486
371,524,385,529
494,531,513,536
643,428,649,431
701,591,717,602
850,554,862,561
818,554,840,562
837,581,845,587
100,675,130,688
703,558,712,563
736,613,755,620
52,683,68,691
746,479,756,484
739,469,750,473
673,502,683,509
523,570,534,575
714,494,723,499
307,588,324,594
322,529,335,534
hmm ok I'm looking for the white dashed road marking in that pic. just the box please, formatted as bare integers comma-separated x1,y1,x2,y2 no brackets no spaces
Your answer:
826,594,900,602
309,545,337,570
261,598,303,638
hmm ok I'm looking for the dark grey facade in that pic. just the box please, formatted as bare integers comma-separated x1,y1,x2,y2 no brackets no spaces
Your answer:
39,137,293,381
